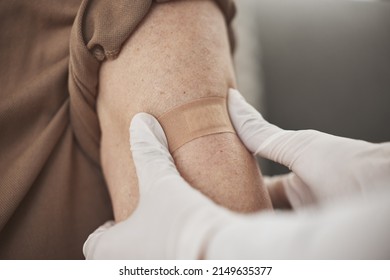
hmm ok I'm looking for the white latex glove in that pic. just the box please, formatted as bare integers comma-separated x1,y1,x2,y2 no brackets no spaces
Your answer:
207,185,390,259
228,89,390,208
83,113,238,259
83,94,390,260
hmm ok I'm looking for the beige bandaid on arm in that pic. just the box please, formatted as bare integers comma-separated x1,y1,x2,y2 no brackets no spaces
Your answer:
157,97,236,153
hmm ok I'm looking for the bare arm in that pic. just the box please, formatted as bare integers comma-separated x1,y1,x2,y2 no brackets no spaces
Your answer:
97,0,272,221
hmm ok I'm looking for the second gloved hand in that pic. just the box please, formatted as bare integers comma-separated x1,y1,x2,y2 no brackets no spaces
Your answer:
228,89,390,208
83,113,237,259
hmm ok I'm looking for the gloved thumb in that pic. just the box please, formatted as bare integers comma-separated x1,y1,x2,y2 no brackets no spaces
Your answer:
130,113,181,196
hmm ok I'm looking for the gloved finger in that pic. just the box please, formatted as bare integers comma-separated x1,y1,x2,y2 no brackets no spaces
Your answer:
83,221,115,259
227,88,283,154
130,113,182,195
228,88,312,168
264,173,316,209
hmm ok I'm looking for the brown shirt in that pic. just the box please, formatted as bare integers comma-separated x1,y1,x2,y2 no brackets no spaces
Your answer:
0,0,235,259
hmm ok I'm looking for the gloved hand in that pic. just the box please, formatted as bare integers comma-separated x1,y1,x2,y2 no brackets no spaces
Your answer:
83,113,238,259
83,90,390,260
228,88,390,208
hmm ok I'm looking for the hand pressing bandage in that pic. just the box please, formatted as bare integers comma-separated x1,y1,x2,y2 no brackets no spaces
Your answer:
157,97,235,153
84,105,390,260
228,88,390,208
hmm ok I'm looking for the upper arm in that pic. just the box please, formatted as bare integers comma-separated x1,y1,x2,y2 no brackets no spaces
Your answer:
97,0,272,221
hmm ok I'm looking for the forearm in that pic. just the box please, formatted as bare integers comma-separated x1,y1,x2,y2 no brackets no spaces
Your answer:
97,0,272,221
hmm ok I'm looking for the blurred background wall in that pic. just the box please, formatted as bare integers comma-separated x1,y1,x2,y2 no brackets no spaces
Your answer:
234,0,390,175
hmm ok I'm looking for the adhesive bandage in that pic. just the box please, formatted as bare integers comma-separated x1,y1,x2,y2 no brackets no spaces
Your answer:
157,97,236,153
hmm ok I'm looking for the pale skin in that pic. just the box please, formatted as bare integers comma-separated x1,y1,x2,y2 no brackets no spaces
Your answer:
97,0,273,222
